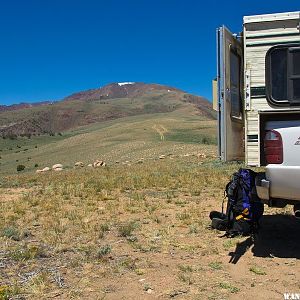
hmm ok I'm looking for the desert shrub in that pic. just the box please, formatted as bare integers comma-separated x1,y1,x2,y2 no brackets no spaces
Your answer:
202,135,217,145
16,165,25,172
1,226,20,241
99,223,110,238
118,221,136,237
9,245,46,261
97,244,112,259
0,285,20,300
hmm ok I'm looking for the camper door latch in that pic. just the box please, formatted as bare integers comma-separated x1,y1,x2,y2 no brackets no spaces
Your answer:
245,70,251,110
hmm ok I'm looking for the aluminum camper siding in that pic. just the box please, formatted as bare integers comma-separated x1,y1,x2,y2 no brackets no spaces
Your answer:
243,12,300,166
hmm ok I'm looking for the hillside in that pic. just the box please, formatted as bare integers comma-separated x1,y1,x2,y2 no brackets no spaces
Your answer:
0,105,217,174
0,83,215,138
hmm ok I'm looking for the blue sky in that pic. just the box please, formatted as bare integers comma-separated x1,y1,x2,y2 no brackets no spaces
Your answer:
0,0,299,105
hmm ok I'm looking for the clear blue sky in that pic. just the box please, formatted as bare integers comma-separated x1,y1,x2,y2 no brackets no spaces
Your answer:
0,0,299,105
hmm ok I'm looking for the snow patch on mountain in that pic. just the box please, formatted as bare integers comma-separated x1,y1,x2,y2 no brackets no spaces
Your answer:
118,82,135,86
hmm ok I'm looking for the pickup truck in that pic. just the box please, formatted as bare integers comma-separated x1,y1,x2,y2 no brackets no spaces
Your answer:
214,11,300,218
257,120,300,218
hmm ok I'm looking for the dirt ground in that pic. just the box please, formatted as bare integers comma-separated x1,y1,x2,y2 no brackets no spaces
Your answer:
0,165,299,300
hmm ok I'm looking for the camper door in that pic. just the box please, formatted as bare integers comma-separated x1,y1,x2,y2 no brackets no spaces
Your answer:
217,26,244,161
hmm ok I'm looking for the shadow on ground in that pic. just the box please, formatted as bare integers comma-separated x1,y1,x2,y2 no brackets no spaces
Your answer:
228,214,300,264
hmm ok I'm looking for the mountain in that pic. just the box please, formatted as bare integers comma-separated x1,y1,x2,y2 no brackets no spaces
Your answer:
0,82,215,138
63,82,181,101
0,101,52,113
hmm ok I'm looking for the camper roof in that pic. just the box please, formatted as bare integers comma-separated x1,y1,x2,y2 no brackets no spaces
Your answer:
244,11,300,24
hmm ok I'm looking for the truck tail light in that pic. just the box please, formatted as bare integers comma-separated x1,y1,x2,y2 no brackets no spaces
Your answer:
264,130,283,164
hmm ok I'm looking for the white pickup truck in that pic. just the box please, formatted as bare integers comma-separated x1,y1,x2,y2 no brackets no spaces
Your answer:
214,11,300,217
257,120,300,218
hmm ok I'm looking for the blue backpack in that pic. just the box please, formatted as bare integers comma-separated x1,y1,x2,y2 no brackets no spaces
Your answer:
210,169,264,237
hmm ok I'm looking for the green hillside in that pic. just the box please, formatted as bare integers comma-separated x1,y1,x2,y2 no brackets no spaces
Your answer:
0,105,216,175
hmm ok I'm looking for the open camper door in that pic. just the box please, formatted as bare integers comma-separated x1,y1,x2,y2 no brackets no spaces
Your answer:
217,26,244,161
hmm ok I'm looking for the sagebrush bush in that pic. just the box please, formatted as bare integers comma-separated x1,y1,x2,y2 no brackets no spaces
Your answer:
1,226,20,241
16,164,25,172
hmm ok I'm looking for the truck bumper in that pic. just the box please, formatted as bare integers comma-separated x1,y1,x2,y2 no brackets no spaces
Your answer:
255,173,270,201
256,166,300,205
266,165,300,201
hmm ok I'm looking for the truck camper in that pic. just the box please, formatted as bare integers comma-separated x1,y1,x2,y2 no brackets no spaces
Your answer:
214,11,300,214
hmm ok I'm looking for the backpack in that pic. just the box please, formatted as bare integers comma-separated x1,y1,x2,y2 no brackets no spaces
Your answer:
210,168,264,237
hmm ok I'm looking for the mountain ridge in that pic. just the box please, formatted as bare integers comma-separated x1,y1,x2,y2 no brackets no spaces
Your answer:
0,82,215,138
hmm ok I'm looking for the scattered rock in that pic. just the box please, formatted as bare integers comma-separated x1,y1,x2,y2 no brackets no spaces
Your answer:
197,153,206,159
75,161,84,168
93,160,106,167
52,164,63,170
159,155,165,159
36,166,51,173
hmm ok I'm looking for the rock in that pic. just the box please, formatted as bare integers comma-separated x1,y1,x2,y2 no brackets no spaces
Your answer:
53,167,63,171
197,153,207,159
159,155,165,159
75,161,84,167
88,164,93,167
93,160,106,167
52,164,63,170
42,167,50,172
36,169,43,173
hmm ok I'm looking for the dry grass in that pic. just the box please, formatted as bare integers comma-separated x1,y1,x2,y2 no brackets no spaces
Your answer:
0,156,299,299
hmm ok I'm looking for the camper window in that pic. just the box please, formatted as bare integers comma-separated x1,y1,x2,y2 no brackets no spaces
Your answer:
266,45,300,105
230,50,242,118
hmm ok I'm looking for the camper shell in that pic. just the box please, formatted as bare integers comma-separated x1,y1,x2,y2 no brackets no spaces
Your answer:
216,11,300,166
215,11,300,209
